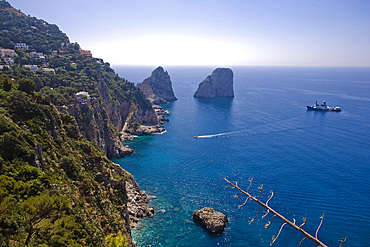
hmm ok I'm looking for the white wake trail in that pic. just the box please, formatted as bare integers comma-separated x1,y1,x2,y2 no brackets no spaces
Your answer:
195,118,304,139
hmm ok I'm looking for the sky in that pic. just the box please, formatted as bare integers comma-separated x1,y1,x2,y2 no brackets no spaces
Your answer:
7,0,370,66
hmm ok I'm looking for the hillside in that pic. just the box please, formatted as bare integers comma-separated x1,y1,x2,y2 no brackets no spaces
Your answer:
0,1,159,246
0,75,141,246
0,1,69,53
0,0,161,158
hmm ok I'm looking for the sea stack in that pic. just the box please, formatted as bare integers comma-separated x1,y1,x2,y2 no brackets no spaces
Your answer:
137,66,177,104
193,207,228,235
194,68,234,98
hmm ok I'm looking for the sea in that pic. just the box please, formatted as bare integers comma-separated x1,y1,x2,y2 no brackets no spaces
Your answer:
112,66,370,247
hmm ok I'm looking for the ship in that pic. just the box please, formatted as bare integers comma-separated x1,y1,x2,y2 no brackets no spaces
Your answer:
307,101,341,111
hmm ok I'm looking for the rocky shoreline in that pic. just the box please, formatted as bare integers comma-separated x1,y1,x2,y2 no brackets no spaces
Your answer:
125,178,155,229
123,104,169,136
120,104,170,229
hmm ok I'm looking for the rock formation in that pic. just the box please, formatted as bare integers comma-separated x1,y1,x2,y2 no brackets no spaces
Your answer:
34,142,45,170
59,78,162,158
194,68,234,98
125,178,155,228
193,207,228,235
58,102,134,158
137,66,177,104
95,162,154,230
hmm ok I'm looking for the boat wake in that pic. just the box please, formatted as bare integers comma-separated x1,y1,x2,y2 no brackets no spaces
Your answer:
195,119,305,139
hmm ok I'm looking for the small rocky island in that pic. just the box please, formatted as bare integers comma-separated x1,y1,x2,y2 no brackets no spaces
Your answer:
137,66,177,104
194,68,234,98
193,207,228,235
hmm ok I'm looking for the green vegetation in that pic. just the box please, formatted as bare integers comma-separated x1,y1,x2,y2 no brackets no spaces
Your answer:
0,1,155,245
105,232,128,247
0,74,134,246
0,0,69,53
0,0,153,158
0,0,150,110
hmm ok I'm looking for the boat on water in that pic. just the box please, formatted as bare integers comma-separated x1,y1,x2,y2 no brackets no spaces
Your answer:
307,101,341,111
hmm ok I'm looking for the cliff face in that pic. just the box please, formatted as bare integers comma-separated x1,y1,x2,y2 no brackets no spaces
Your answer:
60,79,160,158
137,66,177,104
0,2,158,246
194,68,234,98
0,75,141,246
59,102,134,158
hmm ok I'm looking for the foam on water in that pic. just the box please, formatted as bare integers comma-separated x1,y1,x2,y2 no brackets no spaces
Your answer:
195,118,305,138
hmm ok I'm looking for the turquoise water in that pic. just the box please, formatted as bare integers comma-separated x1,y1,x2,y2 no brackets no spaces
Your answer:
112,66,370,246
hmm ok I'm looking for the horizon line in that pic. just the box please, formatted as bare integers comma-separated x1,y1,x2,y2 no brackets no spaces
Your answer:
110,64,370,68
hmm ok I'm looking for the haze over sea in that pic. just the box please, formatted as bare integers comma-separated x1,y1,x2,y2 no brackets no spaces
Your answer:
112,66,370,246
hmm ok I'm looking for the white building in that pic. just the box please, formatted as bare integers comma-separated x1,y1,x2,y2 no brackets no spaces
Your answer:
0,65,10,70
30,52,43,58
39,55,46,63
14,43,29,50
22,65,38,71
4,57,14,65
75,92,90,102
42,68,55,74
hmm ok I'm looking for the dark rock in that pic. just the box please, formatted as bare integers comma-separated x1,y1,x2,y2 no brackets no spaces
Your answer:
193,207,228,235
194,68,234,98
137,66,177,103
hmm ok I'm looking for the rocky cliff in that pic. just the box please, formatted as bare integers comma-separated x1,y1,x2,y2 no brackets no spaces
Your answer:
194,68,234,98
137,66,177,104
0,2,161,245
0,74,142,246
58,102,134,158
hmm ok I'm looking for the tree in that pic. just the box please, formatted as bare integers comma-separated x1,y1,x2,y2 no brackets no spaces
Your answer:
105,231,128,247
224,178,347,247
0,37,14,49
20,193,70,245
73,42,80,51
2,78,12,91
18,78,36,94
0,1,11,9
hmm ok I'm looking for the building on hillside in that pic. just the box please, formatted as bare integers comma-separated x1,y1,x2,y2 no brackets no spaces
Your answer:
79,49,92,58
14,43,29,50
58,49,72,55
75,92,90,102
0,48,16,58
22,65,38,71
4,58,14,65
39,55,46,64
42,68,55,74
0,65,10,70
30,52,43,58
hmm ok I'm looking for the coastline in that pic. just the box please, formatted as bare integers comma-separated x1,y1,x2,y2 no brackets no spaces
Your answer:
111,66,370,246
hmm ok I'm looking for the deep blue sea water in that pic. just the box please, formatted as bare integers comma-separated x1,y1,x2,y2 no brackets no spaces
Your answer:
112,66,370,247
